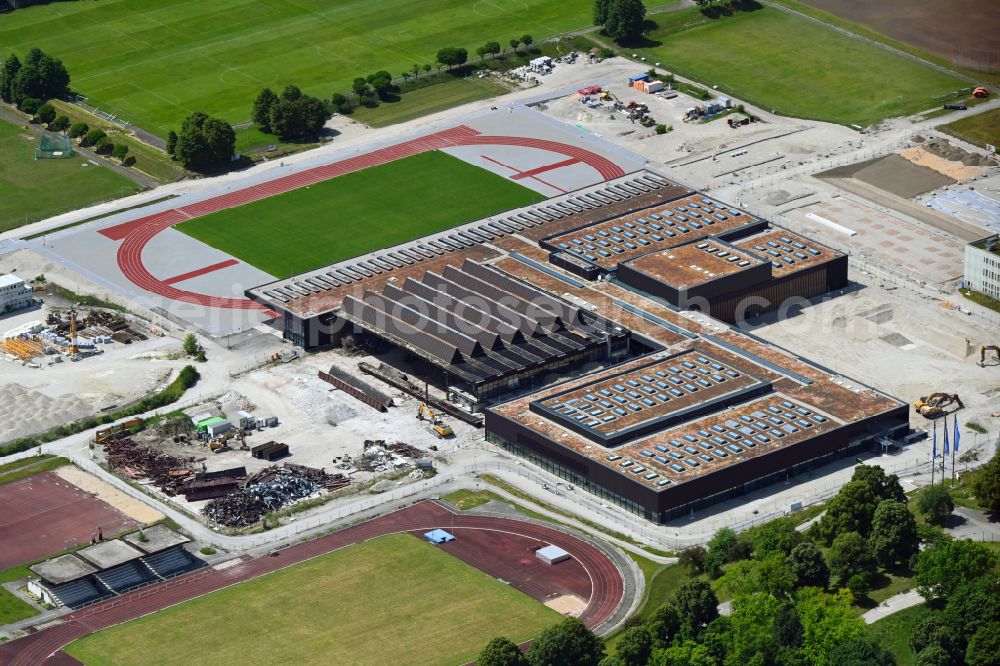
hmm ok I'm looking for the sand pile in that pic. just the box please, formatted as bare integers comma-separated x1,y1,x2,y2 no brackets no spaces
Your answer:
0,383,92,442
901,146,983,181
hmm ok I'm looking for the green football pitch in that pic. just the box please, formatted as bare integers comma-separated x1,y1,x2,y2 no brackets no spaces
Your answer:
0,118,140,233
632,7,967,127
65,533,560,666
174,151,545,278
0,0,592,138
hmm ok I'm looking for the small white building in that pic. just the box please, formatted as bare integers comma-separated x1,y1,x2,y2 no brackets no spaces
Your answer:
0,274,32,314
964,235,1000,301
536,544,571,565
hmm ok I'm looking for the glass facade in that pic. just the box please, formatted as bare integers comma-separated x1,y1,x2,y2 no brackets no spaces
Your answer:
487,430,878,524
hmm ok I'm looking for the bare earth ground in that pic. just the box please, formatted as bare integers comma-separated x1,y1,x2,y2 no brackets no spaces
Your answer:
900,147,983,181
545,594,587,616
53,466,164,525
802,0,1000,69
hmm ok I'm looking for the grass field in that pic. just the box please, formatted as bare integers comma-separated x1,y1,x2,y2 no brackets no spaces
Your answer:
940,108,1000,150
0,117,140,232
175,151,544,277
65,533,559,666
626,7,967,126
0,0,593,138
868,603,933,666
351,76,508,128
0,588,37,625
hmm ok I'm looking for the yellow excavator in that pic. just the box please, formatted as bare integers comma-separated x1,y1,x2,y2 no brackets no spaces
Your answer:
417,402,454,438
913,393,963,418
980,345,999,367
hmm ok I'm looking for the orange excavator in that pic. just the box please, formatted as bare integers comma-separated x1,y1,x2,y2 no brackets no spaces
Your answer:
913,393,963,418
980,345,999,367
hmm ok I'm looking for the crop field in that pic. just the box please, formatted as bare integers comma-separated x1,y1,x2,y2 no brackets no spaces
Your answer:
65,533,559,666
175,150,545,277
631,7,967,126
0,117,140,233
0,0,593,138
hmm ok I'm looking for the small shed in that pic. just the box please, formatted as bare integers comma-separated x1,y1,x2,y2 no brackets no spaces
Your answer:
424,529,455,544
643,80,665,93
536,545,571,565
206,419,233,437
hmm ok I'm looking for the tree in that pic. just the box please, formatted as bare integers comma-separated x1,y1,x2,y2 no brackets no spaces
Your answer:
422,63,432,75
8,48,70,106
678,545,707,573
845,574,869,603
485,41,502,59
966,622,1000,666
826,637,894,666
50,115,69,131
789,542,829,589
509,38,520,53
705,527,741,577
527,618,604,666
112,143,129,163
166,130,178,156
644,602,681,648
82,128,106,147
853,465,906,504
593,0,612,25
973,449,1000,514
478,637,529,666
521,35,533,49
719,552,796,599
252,87,278,133
909,614,963,665
675,579,718,634
869,500,919,567
915,645,953,666
817,480,879,542
0,54,21,103
366,70,393,99
34,102,55,125
727,593,783,665
268,90,327,140
772,603,803,648
476,46,488,62
828,532,876,584
615,627,652,666
944,573,1000,641
746,517,802,557
173,112,235,171
604,0,647,43
436,47,469,70
650,639,716,666
917,485,955,526
796,588,866,666
19,97,41,115
351,77,369,97
69,122,88,139
93,137,113,155
914,538,999,600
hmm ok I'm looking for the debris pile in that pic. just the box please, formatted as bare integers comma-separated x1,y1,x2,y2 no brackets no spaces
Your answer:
104,437,197,495
204,464,349,528
356,439,426,472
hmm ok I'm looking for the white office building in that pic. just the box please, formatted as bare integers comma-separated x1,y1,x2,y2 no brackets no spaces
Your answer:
965,235,1000,301
0,274,32,314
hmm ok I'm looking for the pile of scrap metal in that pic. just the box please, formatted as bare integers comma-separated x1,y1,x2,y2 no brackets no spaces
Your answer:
103,437,198,495
203,464,349,528
356,439,427,472
184,466,248,501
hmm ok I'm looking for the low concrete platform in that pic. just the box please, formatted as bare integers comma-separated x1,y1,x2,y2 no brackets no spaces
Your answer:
28,554,96,585
122,524,190,554
75,540,144,570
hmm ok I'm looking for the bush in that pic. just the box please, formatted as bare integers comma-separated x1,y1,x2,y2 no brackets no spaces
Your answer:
19,97,41,115
82,128,106,147
846,573,869,603
600,47,615,59
111,143,129,163
50,115,69,131
917,485,955,526
35,103,56,125
200,546,217,556
94,138,113,155
69,122,89,138
655,124,667,134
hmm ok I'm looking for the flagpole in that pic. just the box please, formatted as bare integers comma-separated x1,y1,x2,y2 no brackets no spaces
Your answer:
931,418,936,486
952,415,959,482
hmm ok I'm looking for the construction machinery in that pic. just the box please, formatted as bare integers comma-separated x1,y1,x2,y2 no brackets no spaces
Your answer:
416,402,454,438
913,393,964,418
980,345,1000,367
68,307,78,355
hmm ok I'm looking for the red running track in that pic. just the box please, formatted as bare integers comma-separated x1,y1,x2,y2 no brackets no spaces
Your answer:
98,126,626,310
0,501,624,665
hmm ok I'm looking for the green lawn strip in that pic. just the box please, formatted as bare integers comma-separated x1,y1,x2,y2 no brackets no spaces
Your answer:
442,488,497,511
175,151,544,277
22,195,178,240
0,0,595,138
868,603,934,666
766,0,999,87
628,7,966,126
65,533,559,666
46,100,185,183
0,116,140,232
44,282,127,312
606,558,695,653
351,76,507,127
479,474,673,556
233,124,319,161
939,108,1000,150
0,588,38,624
0,455,70,486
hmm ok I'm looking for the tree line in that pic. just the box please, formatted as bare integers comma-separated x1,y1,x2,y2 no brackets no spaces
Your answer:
475,461,1000,666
